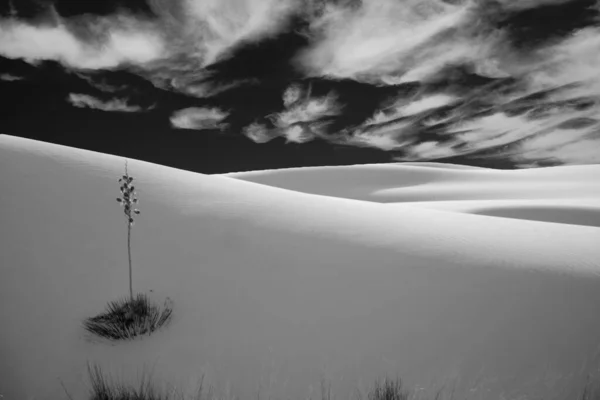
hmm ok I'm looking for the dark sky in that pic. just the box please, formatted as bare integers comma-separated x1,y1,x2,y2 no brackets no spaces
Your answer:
1,0,599,173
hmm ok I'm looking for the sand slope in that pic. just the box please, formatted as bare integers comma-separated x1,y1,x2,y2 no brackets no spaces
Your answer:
1,135,600,400
224,163,600,227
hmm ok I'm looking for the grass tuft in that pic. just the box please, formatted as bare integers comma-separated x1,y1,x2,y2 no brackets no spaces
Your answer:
75,364,600,400
86,364,209,400
580,373,600,400
83,293,173,341
88,363,169,400
367,378,410,400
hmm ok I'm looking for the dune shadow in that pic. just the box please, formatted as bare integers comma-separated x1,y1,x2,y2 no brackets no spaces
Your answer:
471,206,600,227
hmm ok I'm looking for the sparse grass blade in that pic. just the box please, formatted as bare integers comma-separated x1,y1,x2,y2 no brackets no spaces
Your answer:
367,377,410,400
86,364,209,400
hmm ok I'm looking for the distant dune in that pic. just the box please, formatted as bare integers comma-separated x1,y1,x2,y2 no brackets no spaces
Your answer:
225,162,600,227
394,162,492,170
1,135,600,400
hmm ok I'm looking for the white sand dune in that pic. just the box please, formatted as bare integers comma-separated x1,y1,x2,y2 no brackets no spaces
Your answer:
1,135,600,400
395,162,492,170
224,163,600,227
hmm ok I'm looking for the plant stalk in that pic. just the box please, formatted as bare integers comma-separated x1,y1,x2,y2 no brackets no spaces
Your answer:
127,219,133,301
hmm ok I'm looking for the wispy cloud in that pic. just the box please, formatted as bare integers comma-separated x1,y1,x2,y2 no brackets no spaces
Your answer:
400,94,457,116
401,140,460,160
291,0,600,166
270,84,341,127
451,112,551,150
504,116,600,165
396,95,600,165
3,0,600,167
518,135,600,165
242,84,342,144
365,93,457,126
343,127,414,151
0,0,303,96
75,73,128,92
170,107,229,130
297,0,600,88
0,73,24,81
0,16,166,69
178,79,257,98
297,0,484,83
242,121,279,143
282,125,313,143
147,0,301,67
529,28,600,96
282,83,304,107
233,0,599,167
67,93,148,112
495,0,582,11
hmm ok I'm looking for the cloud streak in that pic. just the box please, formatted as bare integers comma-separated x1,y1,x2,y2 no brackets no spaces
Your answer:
133,0,306,96
172,0,301,65
0,73,24,81
0,14,166,70
365,93,457,127
67,93,149,112
170,107,229,130
75,73,129,92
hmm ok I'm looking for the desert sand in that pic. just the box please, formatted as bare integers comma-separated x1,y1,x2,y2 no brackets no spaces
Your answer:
1,134,600,400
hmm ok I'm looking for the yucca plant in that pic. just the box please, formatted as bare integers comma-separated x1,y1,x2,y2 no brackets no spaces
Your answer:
116,160,140,302
83,160,172,341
